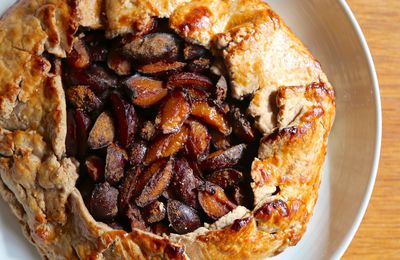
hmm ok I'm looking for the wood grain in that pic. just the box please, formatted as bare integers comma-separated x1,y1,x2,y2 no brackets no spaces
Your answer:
343,0,400,259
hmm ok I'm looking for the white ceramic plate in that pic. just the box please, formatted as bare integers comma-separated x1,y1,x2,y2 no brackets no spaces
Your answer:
0,0,381,259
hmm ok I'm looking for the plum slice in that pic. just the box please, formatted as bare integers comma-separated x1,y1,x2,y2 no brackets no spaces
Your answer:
200,144,247,172
126,204,148,231
167,200,201,234
207,168,243,189
186,120,211,160
66,110,77,157
124,159,168,206
110,92,138,148
64,64,117,98
88,112,115,150
105,144,128,185
144,125,189,165
191,101,231,136
171,158,203,209
198,182,236,220
214,76,228,103
89,44,109,63
128,140,148,167
137,61,186,77
124,75,167,108
118,167,142,213
186,88,209,101
66,85,102,113
107,48,132,76
229,106,257,142
183,43,208,61
187,58,212,73
210,130,231,150
157,91,191,134
74,110,92,158
167,72,213,91
136,159,174,207
142,201,166,223
90,182,119,222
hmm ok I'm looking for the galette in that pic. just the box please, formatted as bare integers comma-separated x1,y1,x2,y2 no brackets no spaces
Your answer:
0,0,335,259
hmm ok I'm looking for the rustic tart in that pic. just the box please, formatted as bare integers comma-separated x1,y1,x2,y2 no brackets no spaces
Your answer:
0,0,335,259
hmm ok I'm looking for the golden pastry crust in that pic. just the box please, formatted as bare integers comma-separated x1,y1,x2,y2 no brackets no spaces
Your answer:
105,0,191,38
0,0,335,259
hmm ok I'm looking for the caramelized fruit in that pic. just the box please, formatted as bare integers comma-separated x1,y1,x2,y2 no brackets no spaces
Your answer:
201,144,247,172
144,126,189,165
210,130,231,150
167,72,213,91
107,47,132,76
186,120,211,160
64,64,117,98
136,159,174,207
132,160,167,200
167,200,201,234
214,76,228,103
198,182,237,220
187,57,212,73
74,110,92,158
105,144,128,185
90,182,119,222
191,101,231,135
124,75,167,108
186,88,209,101
137,61,186,77
66,85,102,112
66,110,77,156
128,140,148,167
87,112,115,150
171,158,203,209
127,204,148,231
183,43,208,61
142,201,166,224
63,21,262,234
207,168,243,189
110,92,138,148
119,167,142,213
229,106,257,142
157,90,191,134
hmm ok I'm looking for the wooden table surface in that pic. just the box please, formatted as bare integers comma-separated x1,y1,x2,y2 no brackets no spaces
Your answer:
342,0,400,259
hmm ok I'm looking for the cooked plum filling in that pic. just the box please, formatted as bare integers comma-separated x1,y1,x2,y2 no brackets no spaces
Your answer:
62,19,260,235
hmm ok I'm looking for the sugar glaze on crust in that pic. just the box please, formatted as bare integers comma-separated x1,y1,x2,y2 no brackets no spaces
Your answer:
0,0,335,259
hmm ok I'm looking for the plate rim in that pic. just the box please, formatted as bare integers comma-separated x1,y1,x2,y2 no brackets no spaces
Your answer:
333,0,382,259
